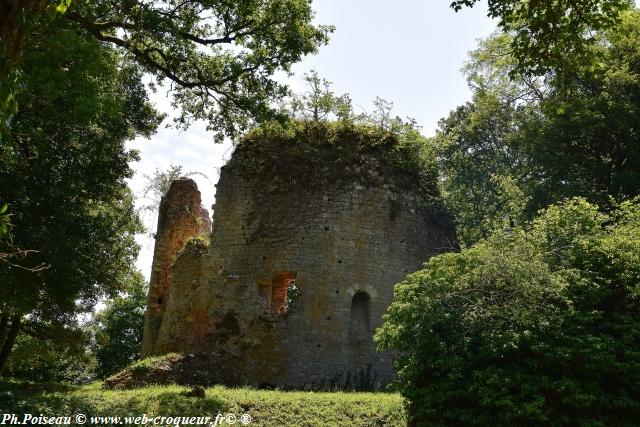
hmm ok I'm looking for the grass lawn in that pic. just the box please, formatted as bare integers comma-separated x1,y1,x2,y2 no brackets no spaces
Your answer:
0,381,406,426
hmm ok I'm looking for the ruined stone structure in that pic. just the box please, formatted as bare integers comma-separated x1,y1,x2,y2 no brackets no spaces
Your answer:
142,126,455,389
141,178,212,356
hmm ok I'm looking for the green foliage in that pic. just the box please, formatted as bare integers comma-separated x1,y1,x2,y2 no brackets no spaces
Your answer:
241,119,440,200
0,68,21,141
0,382,406,427
4,331,95,384
46,0,72,16
0,19,156,312
3,0,331,142
289,70,353,122
436,34,536,246
90,272,148,379
125,353,182,376
376,197,640,426
139,165,208,235
0,0,73,139
395,11,640,423
141,166,187,204
285,280,301,312
0,202,8,239
437,10,640,246
450,0,633,75
366,97,395,130
461,32,546,103
524,9,640,206
435,90,532,246
183,235,211,253
65,0,332,142
0,16,161,373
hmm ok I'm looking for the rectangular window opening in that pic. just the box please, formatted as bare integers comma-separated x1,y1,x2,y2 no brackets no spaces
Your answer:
271,272,296,315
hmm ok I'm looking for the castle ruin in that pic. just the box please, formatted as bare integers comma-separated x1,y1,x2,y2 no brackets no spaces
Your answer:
142,124,455,389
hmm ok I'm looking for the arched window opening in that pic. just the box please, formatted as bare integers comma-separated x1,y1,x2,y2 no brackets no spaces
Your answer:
347,291,376,390
348,292,372,358
349,292,371,338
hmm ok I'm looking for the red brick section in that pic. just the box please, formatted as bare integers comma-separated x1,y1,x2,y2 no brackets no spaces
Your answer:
141,178,211,356
271,272,296,315
189,309,211,347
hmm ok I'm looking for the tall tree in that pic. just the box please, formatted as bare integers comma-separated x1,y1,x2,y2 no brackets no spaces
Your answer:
289,70,353,121
436,9,640,246
523,10,640,206
450,0,633,75
0,18,161,374
434,91,533,246
1,0,332,142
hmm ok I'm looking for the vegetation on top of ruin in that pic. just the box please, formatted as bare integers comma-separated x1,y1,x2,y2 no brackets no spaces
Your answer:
236,119,441,200
223,74,438,207
139,166,209,238
215,75,454,242
228,118,453,242
227,71,441,202
177,236,211,261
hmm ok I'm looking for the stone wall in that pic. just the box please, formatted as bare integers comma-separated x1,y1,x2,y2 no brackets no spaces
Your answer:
145,139,455,388
141,178,211,357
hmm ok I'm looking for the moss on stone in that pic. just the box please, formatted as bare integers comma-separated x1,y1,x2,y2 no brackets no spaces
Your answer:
235,120,441,199
182,235,210,254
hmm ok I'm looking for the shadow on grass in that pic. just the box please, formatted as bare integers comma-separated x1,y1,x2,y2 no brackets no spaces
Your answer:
0,380,97,415
1,381,228,420
95,391,228,416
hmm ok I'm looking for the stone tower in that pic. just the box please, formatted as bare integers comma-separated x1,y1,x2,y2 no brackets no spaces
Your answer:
142,124,455,389
141,178,211,356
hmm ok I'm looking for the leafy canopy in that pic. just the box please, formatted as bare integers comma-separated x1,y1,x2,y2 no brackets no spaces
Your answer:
1,1,331,142
377,197,640,426
436,9,640,246
0,17,159,354
0,0,73,138
65,0,332,141
451,0,633,75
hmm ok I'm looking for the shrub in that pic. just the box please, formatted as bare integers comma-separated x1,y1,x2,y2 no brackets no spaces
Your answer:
376,198,640,426
91,272,147,378
5,332,95,384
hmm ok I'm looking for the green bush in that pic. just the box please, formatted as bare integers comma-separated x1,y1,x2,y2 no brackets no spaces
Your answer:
5,332,95,384
376,198,640,426
91,272,147,378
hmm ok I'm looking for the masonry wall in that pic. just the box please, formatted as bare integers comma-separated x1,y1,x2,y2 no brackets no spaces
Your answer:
141,178,211,357
149,150,455,389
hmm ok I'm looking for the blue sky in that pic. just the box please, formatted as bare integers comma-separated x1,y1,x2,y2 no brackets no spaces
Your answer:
127,1,497,277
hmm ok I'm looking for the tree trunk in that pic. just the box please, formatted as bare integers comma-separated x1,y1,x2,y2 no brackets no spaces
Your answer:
0,314,21,376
